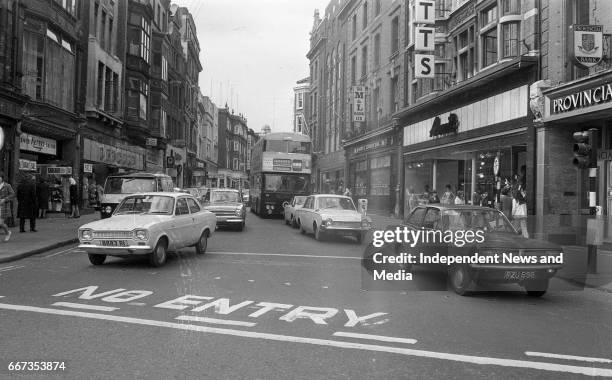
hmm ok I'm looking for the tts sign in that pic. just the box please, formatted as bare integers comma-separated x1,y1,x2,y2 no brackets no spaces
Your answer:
415,0,436,79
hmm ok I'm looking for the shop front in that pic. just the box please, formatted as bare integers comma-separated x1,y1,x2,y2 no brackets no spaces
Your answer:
344,129,398,213
538,71,612,244
401,84,533,220
81,136,146,209
314,150,345,194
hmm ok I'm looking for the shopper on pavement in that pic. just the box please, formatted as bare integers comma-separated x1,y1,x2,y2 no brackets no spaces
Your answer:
69,177,80,218
0,173,16,241
17,174,37,233
37,177,50,219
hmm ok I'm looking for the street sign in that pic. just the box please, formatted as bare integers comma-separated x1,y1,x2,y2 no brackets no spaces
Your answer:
146,138,158,147
84,163,93,173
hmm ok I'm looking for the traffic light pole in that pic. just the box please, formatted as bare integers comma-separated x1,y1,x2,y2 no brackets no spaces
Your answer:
588,128,598,274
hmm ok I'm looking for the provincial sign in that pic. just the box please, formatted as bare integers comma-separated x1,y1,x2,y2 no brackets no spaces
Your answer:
570,25,603,69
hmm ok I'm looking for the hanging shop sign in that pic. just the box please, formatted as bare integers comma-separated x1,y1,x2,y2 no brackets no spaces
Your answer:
19,159,37,171
83,163,93,173
146,138,158,147
414,0,435,79
352,86,365,122
20,133,57,155
570,25,604,69
429,113,459,137
47,167,72,175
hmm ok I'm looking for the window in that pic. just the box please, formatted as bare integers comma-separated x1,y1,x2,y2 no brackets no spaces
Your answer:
104,67,112,111
140,82,148,119
101,11,106,49
373,34,381,67
350,55,356,84
141,17,151,62
296,92,304,109
501,0,520,15
97,62,104,107
375,0,381,16
406,207,426,225
108,18,113,52
480,5,497,28
372,85,379,119
352,14,357,40
94,3,99,37
391,17,399,54
361,46,368,78
54,0,77,16
175,198,189,215
186,198,200,213
362,2,368,29
233,158,239,170
112,73,119,112
390,76,399,113
161,56,168,81
502,22,519,58
482,27,497,67
234,141,239,151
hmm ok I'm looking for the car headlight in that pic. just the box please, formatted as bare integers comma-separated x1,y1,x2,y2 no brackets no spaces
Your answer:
235,207,243,216
134,230,148,240
325,218,333,226
81,229,92,240
361,218,371,228
105,206,112,214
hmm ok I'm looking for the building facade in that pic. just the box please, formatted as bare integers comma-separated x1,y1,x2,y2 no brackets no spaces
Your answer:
293,77,310,134
215,107,249,189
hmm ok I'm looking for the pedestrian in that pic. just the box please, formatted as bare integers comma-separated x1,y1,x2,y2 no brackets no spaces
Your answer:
441,184,455,205
0,173,16,241
343,187,352,197
17,175,37,233
69,177,80,218
407,186,419,211
512,185,529,238
37,177,50,219
429,190,440,204
454,190,465,205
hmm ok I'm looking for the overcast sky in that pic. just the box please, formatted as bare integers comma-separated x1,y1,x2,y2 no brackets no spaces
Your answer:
174,0,330,133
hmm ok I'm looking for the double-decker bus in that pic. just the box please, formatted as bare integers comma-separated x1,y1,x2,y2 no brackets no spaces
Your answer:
250,132,311,217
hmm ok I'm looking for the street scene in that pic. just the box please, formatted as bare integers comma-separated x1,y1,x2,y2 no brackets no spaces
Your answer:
1,0,612,379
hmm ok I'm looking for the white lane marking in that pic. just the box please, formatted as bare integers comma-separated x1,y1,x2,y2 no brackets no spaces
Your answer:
52,302,119,312
208,251,361,260
176,315,256,327
0,303,611,377
525,352,612,363
44,246,79,258
0,265,25,272
333,332,417,344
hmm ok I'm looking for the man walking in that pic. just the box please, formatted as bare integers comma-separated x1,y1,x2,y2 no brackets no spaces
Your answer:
0,173,15,241
17,175,37,232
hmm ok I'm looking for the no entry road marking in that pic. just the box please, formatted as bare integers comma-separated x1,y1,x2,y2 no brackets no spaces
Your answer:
0,302,611,377
208,251,361,260
333,332,417,344
176,315,256,327
52,302,119,312
525,351,612,363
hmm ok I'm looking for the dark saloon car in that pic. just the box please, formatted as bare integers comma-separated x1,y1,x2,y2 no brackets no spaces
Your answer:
364,205,563,297
201,189,246,231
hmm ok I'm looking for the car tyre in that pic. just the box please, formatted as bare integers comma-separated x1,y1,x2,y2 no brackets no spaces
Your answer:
524,279,548,297
299,220,306,234
291,217,298,228
195,231,208,255
314,224,324,241
88,254,106,265
448,264,475,296
149,240,168,267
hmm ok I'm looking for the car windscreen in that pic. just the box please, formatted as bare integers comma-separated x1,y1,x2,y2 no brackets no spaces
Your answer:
317,197,356,211
264,174,309,193
115,195,175,215
104,177,157,194
443,209,515,233
210,191,240,203
294,196,307,205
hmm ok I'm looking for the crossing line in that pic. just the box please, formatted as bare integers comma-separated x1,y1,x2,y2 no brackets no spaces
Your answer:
208,251,361,260
333,331,417,344
525,351,612,363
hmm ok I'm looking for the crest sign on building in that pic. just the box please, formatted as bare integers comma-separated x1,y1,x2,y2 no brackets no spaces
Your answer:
570,25,603,69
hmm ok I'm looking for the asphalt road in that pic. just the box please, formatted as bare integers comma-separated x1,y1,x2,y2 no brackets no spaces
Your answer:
1,211,611,379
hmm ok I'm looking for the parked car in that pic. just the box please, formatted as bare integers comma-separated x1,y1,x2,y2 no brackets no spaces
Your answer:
283,195,307,228
78,192,216,267
364,205,563,296
99,172,174,219
295,194,372,243
201,189,246,231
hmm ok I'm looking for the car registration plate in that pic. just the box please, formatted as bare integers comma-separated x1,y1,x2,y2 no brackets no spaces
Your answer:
504,271,536,280
100,240,128,247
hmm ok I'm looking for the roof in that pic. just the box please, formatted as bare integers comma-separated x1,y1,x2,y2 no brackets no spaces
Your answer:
122,192,192,198
311,194,351,199
258,132,310,142
210,188,240,193
413,204,501,211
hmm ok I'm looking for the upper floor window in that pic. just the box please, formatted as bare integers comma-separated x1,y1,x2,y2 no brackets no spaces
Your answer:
296,92,304,109
391,17,399,54
501,0,520,15
502,22,519,58
54,0,77,16
352,14,357,40
375,0,381,16
362,2,368,29
374,34,381,67
480,5,497,28
361,45,368,78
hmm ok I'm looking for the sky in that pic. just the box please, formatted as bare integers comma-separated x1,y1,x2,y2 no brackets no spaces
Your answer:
174,0,330,133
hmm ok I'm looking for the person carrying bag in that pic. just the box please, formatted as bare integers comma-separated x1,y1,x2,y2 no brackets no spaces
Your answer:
512,186,529,238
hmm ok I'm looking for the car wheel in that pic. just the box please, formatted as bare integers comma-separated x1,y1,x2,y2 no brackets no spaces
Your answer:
195,231,208,255
88,254,106,265
299,220,306,234
314,224,324,241
448,264,475,296
524,279,548,297
291,217,298,228
149,240,168,267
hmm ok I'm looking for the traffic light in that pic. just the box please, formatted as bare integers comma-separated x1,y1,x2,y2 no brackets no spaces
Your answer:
572,131,592,169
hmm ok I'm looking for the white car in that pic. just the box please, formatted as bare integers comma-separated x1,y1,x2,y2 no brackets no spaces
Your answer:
295,194,372,243
283,195,307,228
78,192,217,267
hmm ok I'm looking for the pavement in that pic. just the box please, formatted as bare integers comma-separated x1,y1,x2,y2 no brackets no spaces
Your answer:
0,209,610,292
0,212,99,263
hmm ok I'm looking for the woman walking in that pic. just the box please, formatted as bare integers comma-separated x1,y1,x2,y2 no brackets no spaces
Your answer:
69,177,80,218
512,185,529,238
0,173,16,241
37,177,50,218
17,175,37,232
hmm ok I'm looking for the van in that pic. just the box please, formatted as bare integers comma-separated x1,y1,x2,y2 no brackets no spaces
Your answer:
99,172,174,218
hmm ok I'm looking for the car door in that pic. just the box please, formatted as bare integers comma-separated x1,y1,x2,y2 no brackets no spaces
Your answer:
186,197,203,244
298,196,313,231
172,197,193,249
421,207,442,258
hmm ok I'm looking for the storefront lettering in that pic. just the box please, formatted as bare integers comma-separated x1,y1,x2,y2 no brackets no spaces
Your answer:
551,83,612,114
84,138,144,170
353,136,394,154
429,113,459,137
19,133,57,155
